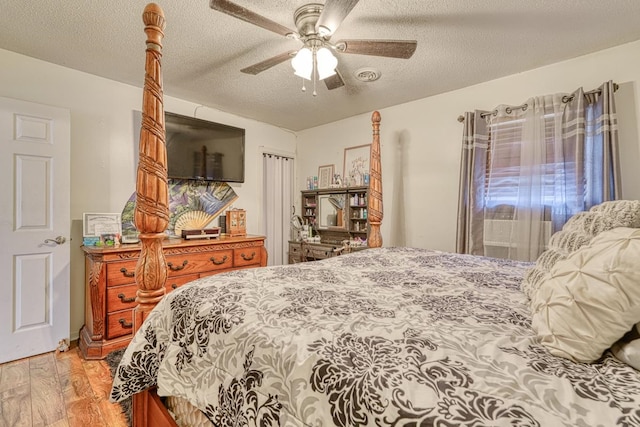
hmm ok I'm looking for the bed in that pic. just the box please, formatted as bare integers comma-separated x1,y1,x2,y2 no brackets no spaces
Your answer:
111,4,640,426
112,245,640,426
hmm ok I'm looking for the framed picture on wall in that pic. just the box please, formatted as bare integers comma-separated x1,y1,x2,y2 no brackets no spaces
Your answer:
318,164,334,189
343,144,371,187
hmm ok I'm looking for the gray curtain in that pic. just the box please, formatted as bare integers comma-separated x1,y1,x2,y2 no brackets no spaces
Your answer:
586,80,621,205
555,86,585,231
456,80,621,258
456,110,490,255
560,80,621,228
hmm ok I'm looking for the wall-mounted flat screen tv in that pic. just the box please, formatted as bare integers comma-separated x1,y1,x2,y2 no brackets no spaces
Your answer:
165,111,245,183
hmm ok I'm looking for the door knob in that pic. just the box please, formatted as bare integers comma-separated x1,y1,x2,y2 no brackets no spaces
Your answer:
44,236,66,245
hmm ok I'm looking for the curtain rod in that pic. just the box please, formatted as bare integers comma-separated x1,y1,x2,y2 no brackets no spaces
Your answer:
457,82,619,123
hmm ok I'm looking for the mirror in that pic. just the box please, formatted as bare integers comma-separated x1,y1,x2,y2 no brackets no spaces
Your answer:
290,214,303,230
317,194,346,229
290,214,304,241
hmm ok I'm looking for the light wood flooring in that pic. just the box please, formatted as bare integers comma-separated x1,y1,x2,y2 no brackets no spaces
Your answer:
0,343,128,427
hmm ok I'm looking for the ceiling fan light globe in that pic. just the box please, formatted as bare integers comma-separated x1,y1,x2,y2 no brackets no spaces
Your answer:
291,47,313,80
294,69,313,80
316,47,338,80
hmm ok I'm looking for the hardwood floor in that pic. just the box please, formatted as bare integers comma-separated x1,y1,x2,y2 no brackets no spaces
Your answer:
0,343,127,427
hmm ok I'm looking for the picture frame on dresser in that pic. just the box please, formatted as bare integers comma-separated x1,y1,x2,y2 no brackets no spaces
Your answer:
317,164,334,189
83,212,122,236
343,144,371,187
83,212,122,246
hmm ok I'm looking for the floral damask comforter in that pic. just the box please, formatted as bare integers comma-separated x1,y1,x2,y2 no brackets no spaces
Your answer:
110,247,640,426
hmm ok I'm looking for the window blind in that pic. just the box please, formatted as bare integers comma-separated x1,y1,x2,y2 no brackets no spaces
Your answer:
484,111,583,211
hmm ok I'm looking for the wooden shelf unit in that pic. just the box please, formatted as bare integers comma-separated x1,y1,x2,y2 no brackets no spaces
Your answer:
347,188,369,235
302,186,370,235
302,193,317,226
293,186,370,264
79,235,267,359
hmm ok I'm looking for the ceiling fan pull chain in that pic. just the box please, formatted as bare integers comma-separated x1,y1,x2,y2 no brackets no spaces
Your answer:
312,48,318,96
301,77,306,92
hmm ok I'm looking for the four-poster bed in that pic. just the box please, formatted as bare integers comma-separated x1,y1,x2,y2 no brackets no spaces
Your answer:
122,3,385,425
111,4,640,427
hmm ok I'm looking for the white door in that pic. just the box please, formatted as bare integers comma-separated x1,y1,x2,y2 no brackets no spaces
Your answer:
0,97,70,363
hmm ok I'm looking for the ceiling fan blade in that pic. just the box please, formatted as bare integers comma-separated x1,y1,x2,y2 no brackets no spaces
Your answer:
240,51,296,75
324,69,345,90
316,0,359,37
210,0,296,37
335,39,417,59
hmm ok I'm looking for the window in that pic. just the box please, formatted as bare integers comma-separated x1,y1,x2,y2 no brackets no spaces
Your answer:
457,81,620,261
484,106,586,214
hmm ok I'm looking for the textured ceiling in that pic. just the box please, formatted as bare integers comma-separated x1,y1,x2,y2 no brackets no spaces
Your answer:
2,1,640,131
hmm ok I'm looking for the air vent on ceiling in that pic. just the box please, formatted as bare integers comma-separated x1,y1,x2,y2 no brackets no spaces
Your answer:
354,68,381,82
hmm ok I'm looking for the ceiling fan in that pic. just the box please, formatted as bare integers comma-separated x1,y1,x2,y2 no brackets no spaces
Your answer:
209,0,417,92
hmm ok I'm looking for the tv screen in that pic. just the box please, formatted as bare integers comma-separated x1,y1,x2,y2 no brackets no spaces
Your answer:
165,112,245,183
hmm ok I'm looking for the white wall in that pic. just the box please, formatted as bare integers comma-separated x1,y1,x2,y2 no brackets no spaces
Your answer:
0,48,297,341
298,40,640,252
3,38,640,341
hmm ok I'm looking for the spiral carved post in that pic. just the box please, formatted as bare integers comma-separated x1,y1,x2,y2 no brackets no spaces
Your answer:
134,3,169,333
367,111,383,247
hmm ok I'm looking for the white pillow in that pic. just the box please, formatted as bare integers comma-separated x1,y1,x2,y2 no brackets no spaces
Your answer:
611,324,640,370
521,200,640,300
530,227,640,363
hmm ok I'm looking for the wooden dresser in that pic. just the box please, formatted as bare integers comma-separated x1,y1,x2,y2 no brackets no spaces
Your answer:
288,240,368,263
79,235,267,359
289,241,341,263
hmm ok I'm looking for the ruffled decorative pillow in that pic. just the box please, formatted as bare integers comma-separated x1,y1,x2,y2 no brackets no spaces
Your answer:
530,227,640,363
521,200,640,299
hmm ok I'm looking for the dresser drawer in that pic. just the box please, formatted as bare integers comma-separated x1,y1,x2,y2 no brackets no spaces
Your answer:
165,273,200,293
288,243,303,264
107,284,138,312
106,260,138,287
233,247,262,267
106,273,200,314
104,251,232,286
165,250,233,276
288,242,337,262
289,243,302,255
204,249,234,271
107,309,133,339
309,246,335,259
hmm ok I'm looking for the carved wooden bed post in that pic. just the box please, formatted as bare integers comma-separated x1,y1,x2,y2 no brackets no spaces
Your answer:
134,2,168,331
128,6,383,425
368,111,383,248
133,4,169,425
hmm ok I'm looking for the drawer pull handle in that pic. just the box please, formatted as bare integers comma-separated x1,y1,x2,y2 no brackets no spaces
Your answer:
119,318,133,329
241,251,256,261
120,267,135,278
171,284,178,289
210,255,228,265
117,293,136,303
168,260,188,271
